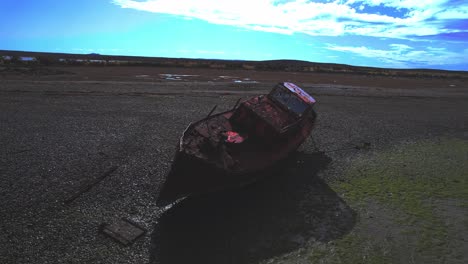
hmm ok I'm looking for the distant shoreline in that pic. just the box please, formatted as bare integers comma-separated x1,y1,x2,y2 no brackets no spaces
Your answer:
1,50,467,80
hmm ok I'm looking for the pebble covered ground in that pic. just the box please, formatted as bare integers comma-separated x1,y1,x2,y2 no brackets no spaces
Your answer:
1,67,467,263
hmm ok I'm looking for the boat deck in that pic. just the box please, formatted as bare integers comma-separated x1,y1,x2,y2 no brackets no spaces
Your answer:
241,96,293,133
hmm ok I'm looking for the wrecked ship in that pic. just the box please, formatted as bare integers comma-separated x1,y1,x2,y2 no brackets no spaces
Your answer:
157,82,317,205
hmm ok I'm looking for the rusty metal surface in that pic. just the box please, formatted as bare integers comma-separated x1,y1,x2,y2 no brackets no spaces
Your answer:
234,96,293,133
157,82,317,205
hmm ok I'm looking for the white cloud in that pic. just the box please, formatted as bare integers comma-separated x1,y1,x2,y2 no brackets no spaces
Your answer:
436,5,468,19
326,44,468,67
389,44,413,51
112,0,468,40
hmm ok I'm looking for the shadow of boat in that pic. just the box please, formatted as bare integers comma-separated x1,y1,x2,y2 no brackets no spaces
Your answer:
150,151,356,264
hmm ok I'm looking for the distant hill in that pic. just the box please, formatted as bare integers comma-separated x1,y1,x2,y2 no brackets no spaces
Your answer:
1,50,467,79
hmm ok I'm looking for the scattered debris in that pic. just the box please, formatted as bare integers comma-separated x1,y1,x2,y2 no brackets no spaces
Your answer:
64,166,118,205
158,73,199,81
218,75,239,79
101,218,145,246
233,79,259,83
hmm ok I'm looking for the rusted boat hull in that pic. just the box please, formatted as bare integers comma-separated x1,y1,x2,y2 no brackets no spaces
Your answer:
157,151,246,205
157,111,316,205
157,82,317,205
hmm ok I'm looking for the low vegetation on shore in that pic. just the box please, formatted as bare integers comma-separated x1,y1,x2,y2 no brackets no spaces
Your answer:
1,50,467,79
264,138,468,263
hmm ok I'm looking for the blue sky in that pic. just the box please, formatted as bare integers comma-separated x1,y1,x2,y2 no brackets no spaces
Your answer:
1,0,467,70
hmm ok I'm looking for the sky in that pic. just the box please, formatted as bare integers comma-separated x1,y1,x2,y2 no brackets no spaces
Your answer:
0,0,467,70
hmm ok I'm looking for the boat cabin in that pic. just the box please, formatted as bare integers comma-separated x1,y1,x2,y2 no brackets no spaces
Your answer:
230,82,315,143
269,82,316,116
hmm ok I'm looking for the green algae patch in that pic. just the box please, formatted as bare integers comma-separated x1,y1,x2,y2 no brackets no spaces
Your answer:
259,138,468,264
333,138,468,260
335,138,468,204
260,231,392,264
310,233,392,264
